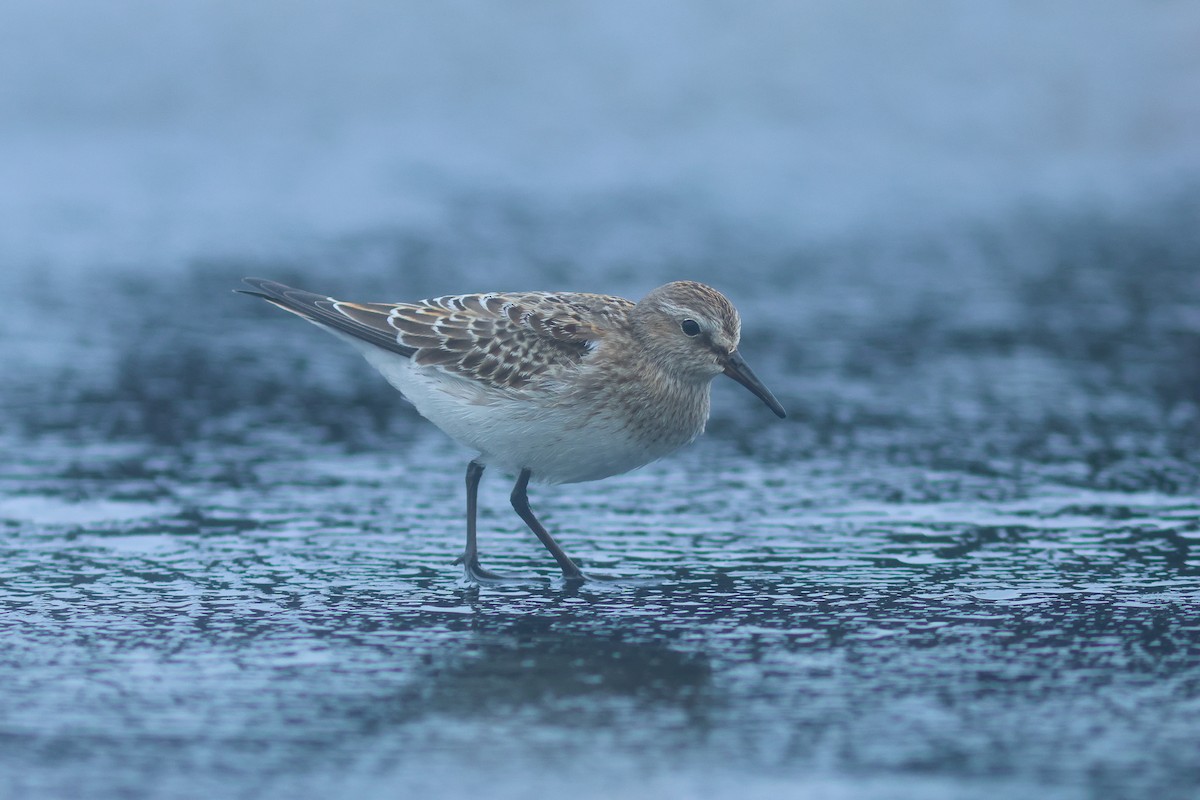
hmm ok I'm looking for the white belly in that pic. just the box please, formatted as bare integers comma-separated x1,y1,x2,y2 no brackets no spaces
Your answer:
352,342,697,484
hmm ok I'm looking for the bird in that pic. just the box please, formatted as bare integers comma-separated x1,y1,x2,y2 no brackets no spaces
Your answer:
238,277,786,582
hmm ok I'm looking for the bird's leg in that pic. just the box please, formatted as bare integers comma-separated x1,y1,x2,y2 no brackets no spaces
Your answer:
510,468,585,581
453,460,509,582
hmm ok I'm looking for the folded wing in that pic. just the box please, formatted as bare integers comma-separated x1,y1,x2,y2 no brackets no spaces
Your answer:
239,278,633,391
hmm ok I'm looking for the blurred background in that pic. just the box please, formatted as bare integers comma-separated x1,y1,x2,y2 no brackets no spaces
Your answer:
2,2,1197,275
2,2,1199,799
2,1,1198,422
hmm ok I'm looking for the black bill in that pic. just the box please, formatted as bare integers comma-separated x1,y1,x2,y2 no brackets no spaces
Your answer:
722,350,786,418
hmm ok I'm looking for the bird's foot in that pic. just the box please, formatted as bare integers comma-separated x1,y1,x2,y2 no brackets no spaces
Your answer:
454,552,546,584
561,569,662,587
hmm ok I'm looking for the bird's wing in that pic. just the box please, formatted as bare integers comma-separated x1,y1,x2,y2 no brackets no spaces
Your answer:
240,278,633,391
387,290,632,390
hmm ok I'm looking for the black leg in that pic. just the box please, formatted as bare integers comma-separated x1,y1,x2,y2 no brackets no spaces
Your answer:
453,460,508,581
510,468,584,581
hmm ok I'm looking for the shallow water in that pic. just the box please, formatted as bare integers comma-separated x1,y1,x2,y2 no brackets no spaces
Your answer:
4,203,1200,799
4,3,1200,799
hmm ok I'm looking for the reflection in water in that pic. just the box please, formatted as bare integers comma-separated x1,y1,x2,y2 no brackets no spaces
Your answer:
352,617,713,751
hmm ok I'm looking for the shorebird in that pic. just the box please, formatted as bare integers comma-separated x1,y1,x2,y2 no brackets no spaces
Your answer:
239,278,785,582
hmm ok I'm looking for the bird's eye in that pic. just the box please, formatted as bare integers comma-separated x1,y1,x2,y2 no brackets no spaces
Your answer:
680,319,701,337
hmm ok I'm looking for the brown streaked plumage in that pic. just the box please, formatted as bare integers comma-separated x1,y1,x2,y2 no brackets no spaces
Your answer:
238,277,785,582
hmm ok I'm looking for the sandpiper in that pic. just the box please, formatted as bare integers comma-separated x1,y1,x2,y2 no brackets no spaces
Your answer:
239,278,785,582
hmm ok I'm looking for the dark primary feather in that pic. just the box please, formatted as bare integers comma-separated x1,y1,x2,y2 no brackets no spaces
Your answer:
238,278,417,358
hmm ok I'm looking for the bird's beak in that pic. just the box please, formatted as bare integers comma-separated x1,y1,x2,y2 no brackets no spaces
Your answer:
722,350,786,418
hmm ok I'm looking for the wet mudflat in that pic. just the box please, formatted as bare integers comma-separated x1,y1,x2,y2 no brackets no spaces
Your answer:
2,197,1199,800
